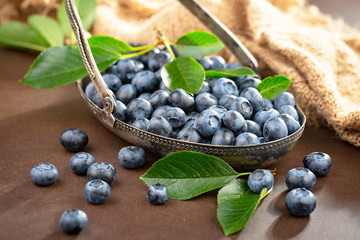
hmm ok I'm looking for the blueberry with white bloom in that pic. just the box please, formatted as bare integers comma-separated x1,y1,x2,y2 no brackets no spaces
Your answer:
247,169,274,193
87,162,116,184
118,146,146,169
70,152,95,175
147,183,168,205
30,163,59,186
60,209,88,234
84,179,111,204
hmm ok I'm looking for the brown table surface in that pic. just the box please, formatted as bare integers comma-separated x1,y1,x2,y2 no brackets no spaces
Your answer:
1,1,360,239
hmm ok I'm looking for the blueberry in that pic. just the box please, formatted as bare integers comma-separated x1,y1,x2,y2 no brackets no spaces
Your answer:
113,100,127,122
258,136,266,143
229,97,253,119
126,98,153,121
278,105,299,121
263,117,288,142
84,179,111,204
245,120,262,137
235,76,261,91
105,64,117,74
148,90,169,109
253,109,280,127
165,107,186,129
147,116,173,137
186,111,199,121
274,92,295,110
195,109,222,138
138,92,152,101
118,146,146,169
211,128,235,145
116,59,144,83
303,152,332,176
177,128,201,143
103,73,122,92
235,132,260,146
131,70,158,93
70,152,95,175
219,94,237,110
210,56,226,70
195,92,218,112
158,80,170,93
196,81,212,95
285,188,316,217
206,78,218,88
151,105,171,119
240,87,264,113
263,99,274,110
139,47,160,67
183,117,197,129
226,62,242,69
146,183,168,205
208,105,227,118
132,118,150,131
169,88,195,113
212,78,239,99
60,209,88,234
247,169,274,193
92,91,103,108
148,51,172,71
279,114,301,135
197,58,213,70
116,84,137,105
222,110,247,134
87,162,116,184
85,82,96,101
60,128,88,152
286,167,316,190
30,163,59,186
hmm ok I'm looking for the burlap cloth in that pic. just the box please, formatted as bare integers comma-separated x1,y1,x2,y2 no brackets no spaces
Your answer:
2,0,360,147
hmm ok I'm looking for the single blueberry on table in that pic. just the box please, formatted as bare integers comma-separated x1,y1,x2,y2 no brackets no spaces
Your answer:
240,87,264,113
245,120,262,137
177,128,201,143
84,179,111,204
147,183,168,205
132,118,150,131
278,105,299,121
60,209,88,234
212,78,239,99
148,51,172,71
195,109,222,138
126,98,153,121
229,97,253,120
195,92,218,112
113,100,127,122
103,73,122,92
285,188,316,217
70,152,95,175
210,56,226,70
303,152,332,176
131,70,158,93
235,132,260,146
118,146,146,169
263,117,288,142
286,167,316,190
211,128,235,145
148,90,169,109
87,162,116,184
253,109,280,127
169,88,195,113
274,92,295,110
247,169,274,194
151,105,171,119
279,114,301,135
147,116,173,137
222,110,247,134
219,94,237,110
30,163,59,186
60,128,88,152
165,107,186,129
116,84,137,105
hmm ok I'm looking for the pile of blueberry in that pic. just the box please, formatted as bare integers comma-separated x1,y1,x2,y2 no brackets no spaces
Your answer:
85,49,301,146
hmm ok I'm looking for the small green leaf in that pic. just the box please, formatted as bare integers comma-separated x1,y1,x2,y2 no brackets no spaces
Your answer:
174,31,224,58
57,0,96,37
205,67,257,78
140,151,239,200
28,15,64,47
87,36,133,54
0,22,49,51
256,75,292,99
217,179,269,236
161,57,205,94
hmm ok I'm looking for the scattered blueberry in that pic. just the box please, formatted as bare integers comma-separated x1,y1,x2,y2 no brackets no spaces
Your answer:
303,152,332,176
285,188,316,217
118,146,146,169
60,209,88,234
70,152,95,175
87,162,116,184
286,167,316,190
30,163,59,186
84,179,111,204
146,183,168,205
60,128,88,152
247,169,274,193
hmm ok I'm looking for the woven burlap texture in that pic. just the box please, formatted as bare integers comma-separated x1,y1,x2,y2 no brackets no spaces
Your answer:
91,0,360,147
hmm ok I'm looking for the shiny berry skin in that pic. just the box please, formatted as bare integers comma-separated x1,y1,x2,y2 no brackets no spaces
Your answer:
195,109,222,138
151,105,171,119
169,88,195,113
132,118,150,131
118,146,146,169
103,73,122,92
84,179,111,204
219,94,237,110
60,128,88,152
235,132,260,146
116,59,144,83
113,100,127,122
60,209,88,234
177,128,201,143
147,116,173,137
116,84,137,105
229,97,253,120
211,128,235,145
208,105,227,118
279,114,300,135
245,120,262,137
70,152,95,175
148,51,172,71
285,188,316,217
247,169,274,193
30,163,59,186
146,183,168,205
87,162,116,184
278,105,299,121
274,92,295,110
303,152,332,176
253,109,280,127
263,117,288,142
195,92,218,112
131,70,158,93
148,90,169,109
240,87,264,113
212,78,239,99
222,110,247,134
286,167,316,190
165,107,186,129
126,98,153,121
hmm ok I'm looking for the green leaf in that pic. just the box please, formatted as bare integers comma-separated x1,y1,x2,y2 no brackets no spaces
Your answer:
161,57,205,94
217,179,269,236
256,75,292,99
87,36,133,54
20,36,125,88
0,22,49,51
57,0,96,37
205,67,257,78
140,151,239,200
174,31,224,58
28,15,64,47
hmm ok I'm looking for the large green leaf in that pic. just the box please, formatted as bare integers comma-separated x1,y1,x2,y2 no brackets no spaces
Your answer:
161,57,205,94
0,22,49,51
217,179,269,236
205,67,257,78
57,0,97,37
140,151,239,200
28,15,64,47
256,75,292,99
174,31,224,58
87,36,133,54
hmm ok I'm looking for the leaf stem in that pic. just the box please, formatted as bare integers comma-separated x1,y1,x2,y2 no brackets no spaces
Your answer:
118,42,157,60
131,42,157,51
237,172,252,177
156,27,176,59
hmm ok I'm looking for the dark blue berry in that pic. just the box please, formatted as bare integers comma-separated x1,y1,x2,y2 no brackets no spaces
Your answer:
165,107,186,129
139,47,160,67
60,128,88,152
195,109,222,138
274,92,295,110
208,105,227,118
169,88,195,113
240,87,264,113
84,179,111,204
219,94,237,110
245,120,262,137
138,92,152,101
105,64,117,74
286,167,316,190
303,152,332,176
131,70,158,93
222,110,247,134
148,90,169,109
147,116,172,137
116,59,144,83
212,78,239,99
210,56,226,69
126,98,153,121
113,100,127,122
247,169,274,193
235,76,261,91
147,183,168,205
118,146,146,169
148,51,172,71
263,117,288,142
151,105,171,119
285,188,316,217
211,128,235,145
196,81,212,95
85,82,96,101
279,114,300,135
87,162,116,184
30,163,59,186
60,209,88,234
116,84,137,105
70,152,95,175
235,132,260,146
278,105,299,121
253,109,280,127
229,97,253,119
195,92,218,112
226,62,242,69
177,128,201,143
103,73,122,92
263,99,274,110
197,58,213,70
132,118,150,131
